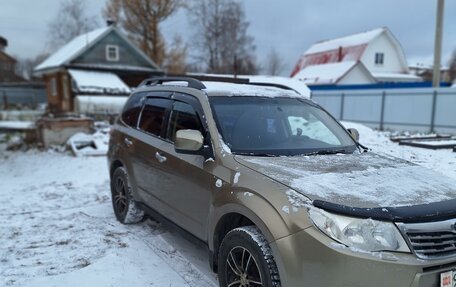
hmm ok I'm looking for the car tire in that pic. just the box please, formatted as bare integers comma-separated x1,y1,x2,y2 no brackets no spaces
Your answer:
110,166,145,224
218,226,281,287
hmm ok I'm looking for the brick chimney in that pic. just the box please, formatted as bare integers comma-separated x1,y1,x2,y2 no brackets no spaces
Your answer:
0,36,7,51
338,46,343,62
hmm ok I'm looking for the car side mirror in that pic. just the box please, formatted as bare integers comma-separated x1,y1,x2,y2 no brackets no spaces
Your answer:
347,128,360,142
175,129,204,152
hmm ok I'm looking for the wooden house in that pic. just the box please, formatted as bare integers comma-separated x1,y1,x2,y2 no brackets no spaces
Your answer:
34,25,162,113
0,36,25,83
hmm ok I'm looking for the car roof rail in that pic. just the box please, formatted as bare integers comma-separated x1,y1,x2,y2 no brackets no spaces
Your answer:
247,82,295,92
138,77,206,90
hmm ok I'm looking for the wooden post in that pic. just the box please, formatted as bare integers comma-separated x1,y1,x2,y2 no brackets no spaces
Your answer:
430,90,438,133
340,93,345,120
380,91,386,131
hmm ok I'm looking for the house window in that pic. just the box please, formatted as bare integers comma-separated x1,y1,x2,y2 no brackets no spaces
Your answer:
375,53,384,65
50,77,57,97
106,45,119,61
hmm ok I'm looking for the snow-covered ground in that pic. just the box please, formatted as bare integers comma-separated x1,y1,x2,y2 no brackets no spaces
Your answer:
0,121,35,130
342,122,456,180
0,149,217,287
1,122,455,286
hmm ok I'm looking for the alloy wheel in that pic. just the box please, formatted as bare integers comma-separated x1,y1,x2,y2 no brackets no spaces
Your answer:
114,177,128,217
225,246,263,287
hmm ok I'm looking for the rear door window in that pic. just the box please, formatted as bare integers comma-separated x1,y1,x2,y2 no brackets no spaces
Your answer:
138,98,172,137
121,92,146,128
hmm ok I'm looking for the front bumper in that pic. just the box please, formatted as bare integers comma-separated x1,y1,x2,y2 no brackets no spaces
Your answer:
271,227,456,287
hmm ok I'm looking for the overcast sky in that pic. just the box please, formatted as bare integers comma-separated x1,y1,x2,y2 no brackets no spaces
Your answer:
1,0,455,75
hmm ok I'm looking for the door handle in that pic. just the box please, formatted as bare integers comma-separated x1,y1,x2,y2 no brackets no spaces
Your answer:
124,138,133,147
155,152,167,163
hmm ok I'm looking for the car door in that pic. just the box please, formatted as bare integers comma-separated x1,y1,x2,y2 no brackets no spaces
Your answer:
115,91,147,191
151,93,214,240
129,94,174,209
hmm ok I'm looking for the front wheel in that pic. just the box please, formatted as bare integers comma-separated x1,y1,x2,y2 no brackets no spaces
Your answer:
110,166,145,224
218,226,281,287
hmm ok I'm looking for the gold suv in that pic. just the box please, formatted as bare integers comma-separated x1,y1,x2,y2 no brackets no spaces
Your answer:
108,77,456,287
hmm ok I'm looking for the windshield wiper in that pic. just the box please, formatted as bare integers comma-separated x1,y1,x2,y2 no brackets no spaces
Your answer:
233,152,278,157
306,149,348,156
355,142,369,153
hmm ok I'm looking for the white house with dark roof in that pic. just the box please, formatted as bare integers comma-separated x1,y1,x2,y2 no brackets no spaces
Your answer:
291,27,421,85
34,25,162,113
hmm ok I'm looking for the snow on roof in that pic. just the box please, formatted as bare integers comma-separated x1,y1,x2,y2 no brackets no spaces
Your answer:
202,81,307,98
292,61,358,85
69,63,157,72
35,27,111,72
372,72,422,81
75,95,128,114
408,62,433,70
305,28,385,55
69,69,131,94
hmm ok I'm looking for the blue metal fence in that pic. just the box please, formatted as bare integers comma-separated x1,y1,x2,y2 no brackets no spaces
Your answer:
312,87,456,134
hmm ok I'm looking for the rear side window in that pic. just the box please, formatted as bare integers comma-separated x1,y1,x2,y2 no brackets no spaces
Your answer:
168,101,203,142
138,98,172,137
121,92,145,127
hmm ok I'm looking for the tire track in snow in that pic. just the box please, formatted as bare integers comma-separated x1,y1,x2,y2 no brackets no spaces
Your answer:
79,212,217,287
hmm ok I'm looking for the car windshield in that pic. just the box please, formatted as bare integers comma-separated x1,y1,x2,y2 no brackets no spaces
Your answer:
209,96,357,156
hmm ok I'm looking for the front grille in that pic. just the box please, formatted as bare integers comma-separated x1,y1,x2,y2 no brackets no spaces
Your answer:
406,231,456,259
397,220,456,260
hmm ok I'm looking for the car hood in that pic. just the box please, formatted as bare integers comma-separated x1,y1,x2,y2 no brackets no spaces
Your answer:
235,152,456,209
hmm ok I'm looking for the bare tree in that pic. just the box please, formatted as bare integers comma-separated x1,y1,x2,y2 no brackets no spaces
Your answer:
103,0,181,66
188,0,258,74
15,54,50,80
264,48,285,76
163,35,188,74
103,0,122,24
47,0,99,50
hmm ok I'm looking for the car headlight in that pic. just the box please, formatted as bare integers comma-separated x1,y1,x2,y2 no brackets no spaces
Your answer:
308,207,410,253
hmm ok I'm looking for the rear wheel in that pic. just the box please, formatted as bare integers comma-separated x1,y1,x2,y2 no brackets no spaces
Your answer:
218,226,281,287
111,167,145,224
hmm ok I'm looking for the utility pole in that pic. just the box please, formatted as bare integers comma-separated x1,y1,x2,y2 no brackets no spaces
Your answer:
432,0,445,87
